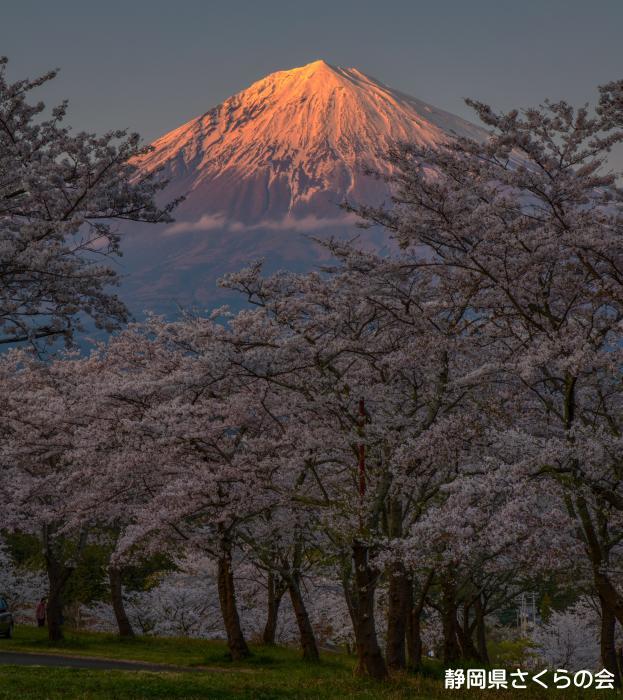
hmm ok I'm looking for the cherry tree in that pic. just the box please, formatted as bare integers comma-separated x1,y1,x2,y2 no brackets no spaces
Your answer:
221,245,485,679
402,463,576,666
83,317,287,661
0,342,153,641
0,57,178,349
350,78,623,676
0,350,101,640
532,597,601,671
77,256,480,676
238,477,325,661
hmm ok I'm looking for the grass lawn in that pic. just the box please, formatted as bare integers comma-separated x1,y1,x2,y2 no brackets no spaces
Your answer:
0,626,615,699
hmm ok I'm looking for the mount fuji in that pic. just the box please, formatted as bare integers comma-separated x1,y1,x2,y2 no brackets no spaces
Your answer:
120,60,484,314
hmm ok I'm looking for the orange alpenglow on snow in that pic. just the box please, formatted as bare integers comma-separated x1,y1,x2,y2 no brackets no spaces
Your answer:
121,61,485,312
136,60,485,224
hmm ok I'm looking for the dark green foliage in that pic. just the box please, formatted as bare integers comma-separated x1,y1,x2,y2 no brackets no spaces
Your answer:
3,532,43,570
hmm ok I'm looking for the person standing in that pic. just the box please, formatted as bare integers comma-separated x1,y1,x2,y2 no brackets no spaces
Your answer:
36,597,46,628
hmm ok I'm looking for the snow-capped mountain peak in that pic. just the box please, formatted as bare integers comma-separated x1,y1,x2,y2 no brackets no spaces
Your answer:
125,62,484,312
137,60,483,223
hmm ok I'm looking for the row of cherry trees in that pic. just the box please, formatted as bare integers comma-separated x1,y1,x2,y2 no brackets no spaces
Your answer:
1,58,623,681
0,263,553,673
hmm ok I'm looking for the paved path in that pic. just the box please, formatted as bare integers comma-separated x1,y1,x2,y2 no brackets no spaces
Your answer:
0,650,202,672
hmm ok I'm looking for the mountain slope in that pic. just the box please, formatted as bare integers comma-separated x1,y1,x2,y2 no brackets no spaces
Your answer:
122,61,485,313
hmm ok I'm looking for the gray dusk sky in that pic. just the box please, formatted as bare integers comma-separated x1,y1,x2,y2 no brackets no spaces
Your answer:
3,0,623,165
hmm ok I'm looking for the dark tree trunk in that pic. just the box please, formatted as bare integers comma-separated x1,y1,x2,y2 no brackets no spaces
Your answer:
441,576,461,666
42,526,88,643
287,574,320,662
600,595,621,687
593,569,623,629
406,599,423,671
45,552,72,642
406,570,433,672
350,542,388,680
217,547,251,660
575,497,623,628
262,571,285,645
457,602,481,662
474,594,490,666
385,498,407,670
46,575,65,643
386,560,409,670
109,566,134,638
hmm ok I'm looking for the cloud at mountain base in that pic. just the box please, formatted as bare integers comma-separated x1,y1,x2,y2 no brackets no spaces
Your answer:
165,212,360,236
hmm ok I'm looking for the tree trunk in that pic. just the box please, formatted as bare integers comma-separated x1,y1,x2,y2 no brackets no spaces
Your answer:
575,496,623,628
217,547,250,660
593,569,623,629
262,571,285,645
600,595,621,687
386,560,409,670
42,526,88,643
45,553,72,642
406,599,423,671
46,579,65,642
474,594,490,666
441,576,461,666
109,566,134,638
406,570,434,672
287,574,320,662
457,602,481,662
351,542,388,680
